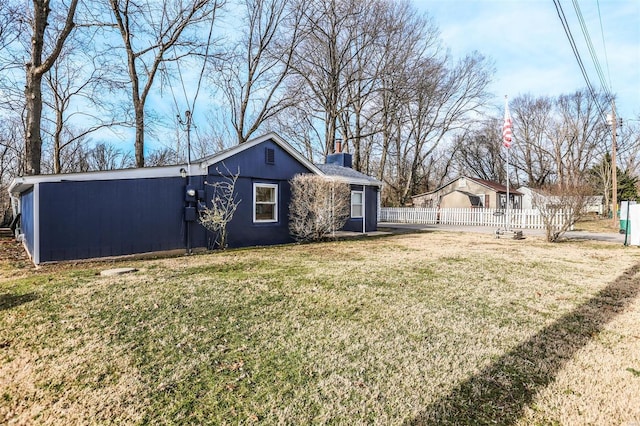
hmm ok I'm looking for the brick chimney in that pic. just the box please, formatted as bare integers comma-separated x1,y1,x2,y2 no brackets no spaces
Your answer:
326,139,352,168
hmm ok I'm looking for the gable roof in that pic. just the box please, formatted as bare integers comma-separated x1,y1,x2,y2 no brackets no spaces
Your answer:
195,132,322,175
8,132,380,195
412,175,522,198
315,163,383,187
466,177,522,195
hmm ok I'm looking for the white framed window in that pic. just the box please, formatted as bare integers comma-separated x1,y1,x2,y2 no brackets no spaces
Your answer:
351,190,363,218
253,183,278,222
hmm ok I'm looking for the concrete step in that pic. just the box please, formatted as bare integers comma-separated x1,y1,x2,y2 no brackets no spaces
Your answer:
0,228,13,239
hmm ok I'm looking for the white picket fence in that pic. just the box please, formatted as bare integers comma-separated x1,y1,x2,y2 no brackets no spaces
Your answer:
379,207,572,230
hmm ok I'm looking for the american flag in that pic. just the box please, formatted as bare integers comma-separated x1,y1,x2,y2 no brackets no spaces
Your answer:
503,99,513,148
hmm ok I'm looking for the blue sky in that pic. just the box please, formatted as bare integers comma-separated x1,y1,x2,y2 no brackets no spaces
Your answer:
413,0,640,120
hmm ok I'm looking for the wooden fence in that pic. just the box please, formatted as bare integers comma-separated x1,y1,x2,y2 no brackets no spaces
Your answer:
379,207,572,230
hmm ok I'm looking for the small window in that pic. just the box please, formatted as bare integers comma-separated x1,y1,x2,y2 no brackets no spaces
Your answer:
265,148,275,165
254,183,278,222
351,191,363,218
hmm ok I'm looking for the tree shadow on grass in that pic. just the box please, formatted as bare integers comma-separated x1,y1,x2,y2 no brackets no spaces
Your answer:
407,262,640,425
0,292,38,311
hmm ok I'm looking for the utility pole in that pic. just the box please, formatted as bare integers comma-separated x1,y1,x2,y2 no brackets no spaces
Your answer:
608,101,618,223
177,110,193,172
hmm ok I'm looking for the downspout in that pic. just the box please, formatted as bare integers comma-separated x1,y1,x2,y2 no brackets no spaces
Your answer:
8,178,24,236
10,193,19,218
33,183,40,265
362,186,366,234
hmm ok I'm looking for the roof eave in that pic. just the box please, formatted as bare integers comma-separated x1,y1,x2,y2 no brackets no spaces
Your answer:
7,164,194,195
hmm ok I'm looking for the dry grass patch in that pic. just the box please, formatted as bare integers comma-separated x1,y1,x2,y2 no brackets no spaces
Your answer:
575,215,620,233
1,231,639,424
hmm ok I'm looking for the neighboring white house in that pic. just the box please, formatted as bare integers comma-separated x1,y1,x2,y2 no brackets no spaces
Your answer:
517,186,604,214
412,176,523,210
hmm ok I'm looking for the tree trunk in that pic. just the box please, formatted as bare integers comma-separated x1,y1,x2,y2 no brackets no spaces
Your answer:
24,0,78,175
134,103,145,167
24,70,43,175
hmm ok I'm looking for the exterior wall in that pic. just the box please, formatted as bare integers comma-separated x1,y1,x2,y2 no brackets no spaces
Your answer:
17,136,380,263
20,187,35,260
519,187,535,209
203,139,315,248
342,185,378,232
415,179,495,209
440,191,472,208
37,176,192,262
488,192,498,209
413,177,523,209
413,193,438,208
452,178,484,195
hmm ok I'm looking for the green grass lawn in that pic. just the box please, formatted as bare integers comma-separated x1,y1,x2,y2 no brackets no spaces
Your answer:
1,231,640,425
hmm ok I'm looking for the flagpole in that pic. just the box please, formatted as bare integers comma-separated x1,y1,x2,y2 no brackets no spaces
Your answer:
506,141,510,231
503,95,512,233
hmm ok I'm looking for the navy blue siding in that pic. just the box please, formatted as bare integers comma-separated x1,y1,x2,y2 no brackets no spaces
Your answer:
200,176,295,248
20,188,35,259
364,185,379,231
38,177,193,262
201,139,314,248
208,139,312,180
21,136,379,263
342,185,379,232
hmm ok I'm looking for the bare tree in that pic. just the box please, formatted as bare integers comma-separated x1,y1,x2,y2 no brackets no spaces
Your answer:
290,0,367,156
383,51,493,206
146,146,180,166
43,42,130,173
510,94,555,187
454,119,505,183
107,0,225,167
617,119,640,176
0,120,22,225
199,166,241,249
588,153,613,217
0,0,23,64
87,142,134,171
550,90,608,188
41,135,91,173
24,0,80,175
289,174,350,241
532,185,590,242
335,0,386,171
215,0,301,145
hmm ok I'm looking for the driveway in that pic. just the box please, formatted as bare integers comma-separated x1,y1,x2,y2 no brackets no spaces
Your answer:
378,222,627,244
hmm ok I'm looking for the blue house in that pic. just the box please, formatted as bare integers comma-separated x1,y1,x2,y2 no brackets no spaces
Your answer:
8,133,382,264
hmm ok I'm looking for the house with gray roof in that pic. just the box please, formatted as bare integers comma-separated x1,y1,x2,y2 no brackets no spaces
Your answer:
8,133,382,264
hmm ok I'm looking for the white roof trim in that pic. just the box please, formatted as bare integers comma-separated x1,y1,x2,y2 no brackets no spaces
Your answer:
9,164,191,195
325,175,383,187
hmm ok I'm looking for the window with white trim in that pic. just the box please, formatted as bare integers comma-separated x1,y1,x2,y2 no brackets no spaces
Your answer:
351,190,363,218
254,183,278,222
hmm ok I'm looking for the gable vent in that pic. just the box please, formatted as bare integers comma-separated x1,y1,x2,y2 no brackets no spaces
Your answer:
265,147,275,165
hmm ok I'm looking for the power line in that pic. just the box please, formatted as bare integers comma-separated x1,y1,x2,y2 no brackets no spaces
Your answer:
596,0,614,92
552,0,610,124
571,0,612,99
